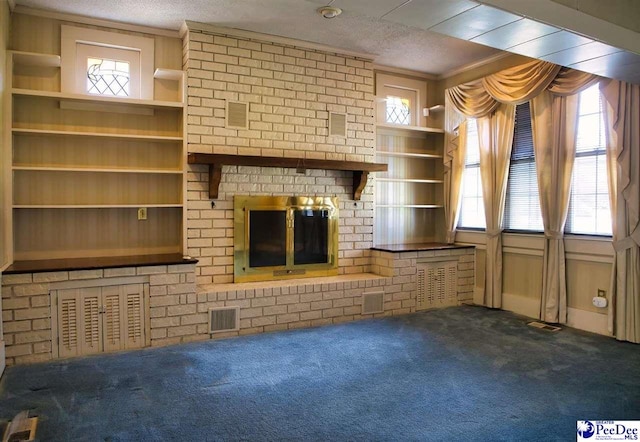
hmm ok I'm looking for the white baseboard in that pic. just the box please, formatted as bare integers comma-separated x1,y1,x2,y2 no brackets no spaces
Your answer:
567,308,610,336
502,292,539,319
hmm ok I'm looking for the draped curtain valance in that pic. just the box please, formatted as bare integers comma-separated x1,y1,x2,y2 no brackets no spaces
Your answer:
445,60,599,118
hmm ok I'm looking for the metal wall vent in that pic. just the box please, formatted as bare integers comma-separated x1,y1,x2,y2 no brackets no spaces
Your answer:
208,306,240,333
329,112,347,137
226,101,248,129
362,291,384,315
527,321,562,332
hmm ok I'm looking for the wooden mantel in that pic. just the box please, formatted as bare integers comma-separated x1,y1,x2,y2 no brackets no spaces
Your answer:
187,153,388,200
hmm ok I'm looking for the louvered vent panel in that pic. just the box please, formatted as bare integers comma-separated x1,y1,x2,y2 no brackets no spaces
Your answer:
329,112,347,137
126,293,144,347
59,298,78,357
104,294,121,348
416,268,425,308
417,262,458,310
209,307,239,333
362,291,384,315
83,296,101,353
226,101,248,129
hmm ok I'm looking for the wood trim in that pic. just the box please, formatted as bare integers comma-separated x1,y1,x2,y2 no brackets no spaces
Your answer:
4,253,198,274
188,153,387,201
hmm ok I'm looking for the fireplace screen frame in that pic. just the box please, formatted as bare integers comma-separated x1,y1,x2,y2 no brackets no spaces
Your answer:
234,196,339,282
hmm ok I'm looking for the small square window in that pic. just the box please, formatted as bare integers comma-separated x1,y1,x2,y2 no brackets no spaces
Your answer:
386,96,411,125
87,58,131,97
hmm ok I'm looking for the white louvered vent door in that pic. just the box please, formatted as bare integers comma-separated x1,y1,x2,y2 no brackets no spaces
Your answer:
102,285,123,352
80,288,103,355
416,261,458,310
57,289,81,358
123,284,145,349
55,284,147,358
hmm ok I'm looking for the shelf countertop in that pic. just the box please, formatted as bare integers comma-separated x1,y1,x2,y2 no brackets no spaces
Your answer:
371,243,475,253
4,253,198,274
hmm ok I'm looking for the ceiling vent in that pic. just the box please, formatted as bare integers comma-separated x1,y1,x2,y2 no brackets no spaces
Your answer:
226,101,248,129
362,291,384,315
329,112,347,137
208,306,240,333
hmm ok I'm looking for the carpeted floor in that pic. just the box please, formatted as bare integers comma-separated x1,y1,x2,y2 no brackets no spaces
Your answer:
0,305,638,441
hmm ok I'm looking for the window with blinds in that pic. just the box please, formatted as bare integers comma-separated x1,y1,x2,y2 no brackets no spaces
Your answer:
504,103,544,231
565,84,612,236
458,119,486,229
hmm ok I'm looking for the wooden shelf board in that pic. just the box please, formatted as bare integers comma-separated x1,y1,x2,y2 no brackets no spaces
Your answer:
13,166,183,174
4,253,198,274
11,50,61,67
12,128,183,142
377,178,444,184
376,123,444,134
12,88,184,109
154,68,184,81
188,153,388,201
13,204,183,209
377,151,443,159
377,204,444,209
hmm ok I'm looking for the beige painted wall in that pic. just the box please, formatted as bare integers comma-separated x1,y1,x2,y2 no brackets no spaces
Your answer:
1,0,10,376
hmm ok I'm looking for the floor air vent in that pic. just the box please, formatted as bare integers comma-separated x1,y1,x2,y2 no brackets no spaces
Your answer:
208,306,240,333
362,291,384,315
527,321,561,332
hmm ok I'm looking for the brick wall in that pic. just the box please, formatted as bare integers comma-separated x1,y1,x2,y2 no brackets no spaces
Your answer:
183,25,376,285
1,264,196,366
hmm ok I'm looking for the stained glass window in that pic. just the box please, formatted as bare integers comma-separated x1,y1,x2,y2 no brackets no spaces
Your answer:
385,96,411,125
87,58,130,97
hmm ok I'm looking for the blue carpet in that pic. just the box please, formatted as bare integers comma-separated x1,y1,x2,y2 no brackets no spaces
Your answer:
0,305,638,441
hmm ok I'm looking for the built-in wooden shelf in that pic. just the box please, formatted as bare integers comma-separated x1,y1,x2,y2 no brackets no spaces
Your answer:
13,204,183,209
12,88,184,108
371,243,474,253
187,153,388,201
154,68,184,81
377,151,443,159
377,177,444,184
13,166,182,174
376,123,444,134
11,50,61,67
377,204,444,209
4,253,198,274
12,128,183,142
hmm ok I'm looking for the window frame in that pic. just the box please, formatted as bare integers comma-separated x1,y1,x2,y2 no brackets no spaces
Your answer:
457,119,486,231
61,25,154,99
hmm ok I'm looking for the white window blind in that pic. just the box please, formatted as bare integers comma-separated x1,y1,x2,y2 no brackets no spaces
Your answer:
504,103,544,231
566,84,612,236
458,119,486,229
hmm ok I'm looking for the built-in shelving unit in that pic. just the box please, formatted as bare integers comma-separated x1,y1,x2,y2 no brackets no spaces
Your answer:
375,124,445,245
6,49,186,264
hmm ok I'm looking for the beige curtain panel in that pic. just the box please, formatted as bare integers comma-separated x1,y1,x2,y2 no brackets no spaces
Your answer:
444,59,598,314
601,79,640,344
477,104,516,308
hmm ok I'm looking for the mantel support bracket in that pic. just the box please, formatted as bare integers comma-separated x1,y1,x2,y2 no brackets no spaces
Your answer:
352,171,369,201
208,164,223,199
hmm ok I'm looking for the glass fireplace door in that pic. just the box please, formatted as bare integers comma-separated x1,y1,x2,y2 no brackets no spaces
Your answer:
293,208,330,265
248,210,287,268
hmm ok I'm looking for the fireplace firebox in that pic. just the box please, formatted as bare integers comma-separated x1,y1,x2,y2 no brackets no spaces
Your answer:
234,196,339,282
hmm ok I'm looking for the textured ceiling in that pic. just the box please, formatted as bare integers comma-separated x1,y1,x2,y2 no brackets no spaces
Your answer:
13,0,502,75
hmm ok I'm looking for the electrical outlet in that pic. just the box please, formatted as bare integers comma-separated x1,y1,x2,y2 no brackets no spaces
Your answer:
597,289,606,298
137,207,147,220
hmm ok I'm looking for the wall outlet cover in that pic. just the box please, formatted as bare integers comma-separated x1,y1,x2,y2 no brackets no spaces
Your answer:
592,296,607,308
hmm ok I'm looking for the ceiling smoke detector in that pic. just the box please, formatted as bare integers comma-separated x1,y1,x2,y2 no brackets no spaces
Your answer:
317,6,342,19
